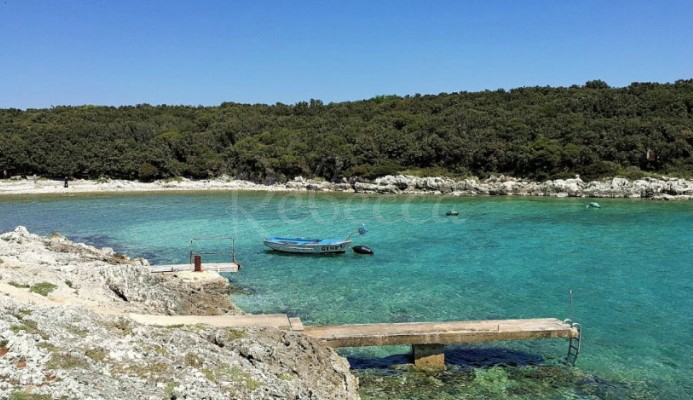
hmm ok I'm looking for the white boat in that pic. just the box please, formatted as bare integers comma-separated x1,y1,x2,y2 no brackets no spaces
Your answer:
263,225,368,255
263,237,352,254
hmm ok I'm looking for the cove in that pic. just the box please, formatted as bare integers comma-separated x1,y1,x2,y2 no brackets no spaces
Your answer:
1,191,691,398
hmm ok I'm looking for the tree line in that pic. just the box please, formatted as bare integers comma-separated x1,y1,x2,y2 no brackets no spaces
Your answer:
1,79,692,182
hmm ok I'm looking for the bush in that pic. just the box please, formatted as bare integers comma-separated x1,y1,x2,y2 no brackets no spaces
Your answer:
364,161,402,179
350,164,370,177
137,163,159,182
29,282,57,296
580,161,620,181
401,167,456,178
617,166,646,180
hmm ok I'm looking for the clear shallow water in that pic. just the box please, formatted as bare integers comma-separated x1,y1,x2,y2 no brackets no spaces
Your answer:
1,191,691,398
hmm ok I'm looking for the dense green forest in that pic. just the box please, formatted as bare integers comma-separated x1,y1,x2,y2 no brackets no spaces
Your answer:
1,80,692,182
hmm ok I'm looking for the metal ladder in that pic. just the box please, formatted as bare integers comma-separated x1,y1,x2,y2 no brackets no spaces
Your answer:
563,319,582,366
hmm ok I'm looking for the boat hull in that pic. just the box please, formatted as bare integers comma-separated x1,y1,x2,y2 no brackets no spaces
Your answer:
263,238,351,254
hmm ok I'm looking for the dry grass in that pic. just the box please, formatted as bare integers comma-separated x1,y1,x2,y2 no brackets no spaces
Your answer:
36,342,57,352
10,319,48,339
202,365,262,390
226,329,246,341
85,348,107,362
184,352,203,368
67,326,88,338
46,353,89,370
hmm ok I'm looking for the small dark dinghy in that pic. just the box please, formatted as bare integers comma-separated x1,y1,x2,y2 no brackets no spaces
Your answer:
352,245,374,255
446,210,460,216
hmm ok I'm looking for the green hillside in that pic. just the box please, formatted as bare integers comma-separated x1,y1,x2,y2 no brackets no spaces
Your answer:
1,80,692,182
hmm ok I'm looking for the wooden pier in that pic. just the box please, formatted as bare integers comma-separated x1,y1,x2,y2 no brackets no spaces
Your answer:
129,313,580,368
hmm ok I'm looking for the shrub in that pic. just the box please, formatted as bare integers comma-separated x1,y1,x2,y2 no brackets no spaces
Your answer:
29,282,57,296
617,166,647,180
137,163,159,182
364,161,402,179
10,392,52,400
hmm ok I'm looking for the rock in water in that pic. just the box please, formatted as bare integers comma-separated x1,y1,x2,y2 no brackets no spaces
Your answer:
353,245,374,255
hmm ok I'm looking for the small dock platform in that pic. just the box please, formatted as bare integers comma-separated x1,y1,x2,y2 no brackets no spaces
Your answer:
149,263,240,273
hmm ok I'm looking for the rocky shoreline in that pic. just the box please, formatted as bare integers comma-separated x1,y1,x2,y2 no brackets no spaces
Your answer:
0,227,359,399
1,174,692,200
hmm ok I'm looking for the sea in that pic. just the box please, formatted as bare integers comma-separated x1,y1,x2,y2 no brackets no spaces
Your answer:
1,191,691,399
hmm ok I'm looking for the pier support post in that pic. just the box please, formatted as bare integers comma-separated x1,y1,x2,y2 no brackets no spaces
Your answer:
412,344,445,369
194,255,202,272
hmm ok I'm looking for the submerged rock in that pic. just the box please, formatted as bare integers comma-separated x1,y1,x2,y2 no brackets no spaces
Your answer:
355,364,659,400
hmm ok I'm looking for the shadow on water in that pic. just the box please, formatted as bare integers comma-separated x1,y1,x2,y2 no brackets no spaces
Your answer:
225,280,258,296
70,234,115,249
349,346,664,399
347,346,546,370
68,234,164,264
352,349,661,400
262,250,349,258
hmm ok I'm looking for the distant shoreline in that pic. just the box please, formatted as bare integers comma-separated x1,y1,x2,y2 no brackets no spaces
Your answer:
1,175,692,200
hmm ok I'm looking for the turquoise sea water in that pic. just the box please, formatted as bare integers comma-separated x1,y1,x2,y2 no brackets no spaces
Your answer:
1,191,691,398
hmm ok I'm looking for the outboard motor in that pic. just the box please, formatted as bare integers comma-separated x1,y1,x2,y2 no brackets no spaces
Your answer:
353,245,374,255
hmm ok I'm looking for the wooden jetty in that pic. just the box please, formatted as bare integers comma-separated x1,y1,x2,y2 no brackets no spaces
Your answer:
129,313,580,368
149,262,240,273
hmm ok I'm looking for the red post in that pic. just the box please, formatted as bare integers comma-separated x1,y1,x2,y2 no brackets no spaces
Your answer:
194,255,202,272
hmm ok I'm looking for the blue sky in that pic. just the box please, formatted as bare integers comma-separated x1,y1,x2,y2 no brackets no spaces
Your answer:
1,0,691,108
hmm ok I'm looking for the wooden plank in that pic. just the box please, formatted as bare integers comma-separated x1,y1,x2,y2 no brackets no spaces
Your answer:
128,313,291,330
149,263,239,273
303,318,578,348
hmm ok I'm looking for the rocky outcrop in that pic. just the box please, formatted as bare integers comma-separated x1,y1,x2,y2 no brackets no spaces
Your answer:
0,295,358,399
2,174,692,199
290,175,693,199
0,227,240,315
0,227,360,399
